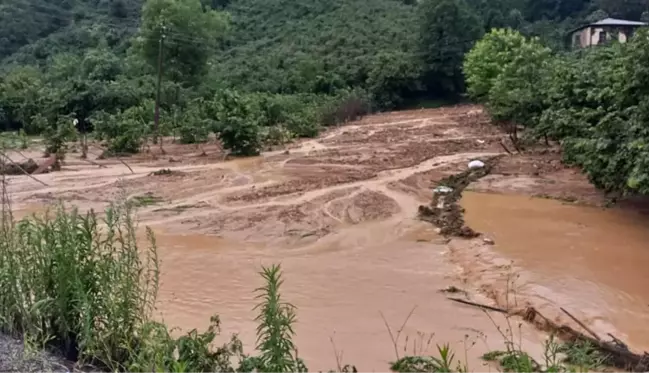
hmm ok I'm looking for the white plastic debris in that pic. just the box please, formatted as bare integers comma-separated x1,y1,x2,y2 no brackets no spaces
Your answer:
468,160,485,169
433,186,453,194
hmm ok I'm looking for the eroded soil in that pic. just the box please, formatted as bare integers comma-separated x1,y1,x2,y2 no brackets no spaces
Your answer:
8,105,649,370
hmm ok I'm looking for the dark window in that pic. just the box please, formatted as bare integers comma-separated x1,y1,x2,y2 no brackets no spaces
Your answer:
598,31,607,44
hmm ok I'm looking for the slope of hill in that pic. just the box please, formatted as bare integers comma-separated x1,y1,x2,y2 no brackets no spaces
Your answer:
0,0,142,66
207,0,418,95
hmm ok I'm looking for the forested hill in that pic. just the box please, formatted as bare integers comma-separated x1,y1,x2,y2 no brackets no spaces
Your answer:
209,0,418,95
3,0,648,86
4,0,647,73
0,0,142,65
1,0,649,158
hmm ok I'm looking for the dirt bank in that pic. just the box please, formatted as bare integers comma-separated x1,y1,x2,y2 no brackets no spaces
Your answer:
8,104,642,370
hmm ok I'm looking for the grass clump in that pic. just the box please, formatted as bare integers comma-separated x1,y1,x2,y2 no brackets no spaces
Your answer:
0,202,159,371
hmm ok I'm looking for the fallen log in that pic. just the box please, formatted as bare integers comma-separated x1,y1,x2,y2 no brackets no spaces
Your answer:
447,297,649,371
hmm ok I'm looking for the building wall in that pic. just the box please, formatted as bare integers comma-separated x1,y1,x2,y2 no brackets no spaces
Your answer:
572,26,635,48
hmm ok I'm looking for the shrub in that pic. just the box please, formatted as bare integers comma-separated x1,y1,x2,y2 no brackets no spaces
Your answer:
91,104,152,154
320,90,371,127
43,114,78,160
213,90,263,156
177,99,212,144
261,125,294,146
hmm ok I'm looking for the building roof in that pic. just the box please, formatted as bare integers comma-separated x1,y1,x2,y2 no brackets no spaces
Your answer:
570,18,647,34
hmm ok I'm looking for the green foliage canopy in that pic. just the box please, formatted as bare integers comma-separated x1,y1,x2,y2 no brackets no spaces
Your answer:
139,0,229,84
418,0,483,96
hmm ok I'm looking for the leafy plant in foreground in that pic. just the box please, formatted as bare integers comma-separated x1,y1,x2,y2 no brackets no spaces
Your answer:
252,264,307,372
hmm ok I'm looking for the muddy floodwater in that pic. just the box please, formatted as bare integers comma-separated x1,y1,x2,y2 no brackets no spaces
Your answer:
462,192,649,352
8,105,649,370
153,223,546,371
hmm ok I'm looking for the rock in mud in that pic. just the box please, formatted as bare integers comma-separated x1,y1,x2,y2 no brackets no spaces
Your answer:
483,237,495,245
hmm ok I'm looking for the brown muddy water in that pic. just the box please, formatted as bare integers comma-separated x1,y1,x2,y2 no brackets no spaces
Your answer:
153,220,545,372
150,191,649,370
462,191,649,353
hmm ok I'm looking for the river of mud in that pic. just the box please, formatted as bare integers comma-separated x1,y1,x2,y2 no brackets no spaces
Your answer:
5,105,649,370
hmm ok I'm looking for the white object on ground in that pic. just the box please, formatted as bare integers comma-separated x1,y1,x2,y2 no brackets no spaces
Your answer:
468,160,485,169
433,186,453,194
436,196,446,209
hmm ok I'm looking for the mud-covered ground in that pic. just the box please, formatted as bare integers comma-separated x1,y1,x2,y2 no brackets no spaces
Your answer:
3,104,618,370
5,105,603,240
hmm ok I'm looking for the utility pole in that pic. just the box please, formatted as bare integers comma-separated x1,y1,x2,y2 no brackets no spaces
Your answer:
153,26,166,145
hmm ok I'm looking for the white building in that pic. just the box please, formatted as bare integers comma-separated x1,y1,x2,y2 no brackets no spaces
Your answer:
570,18,647,49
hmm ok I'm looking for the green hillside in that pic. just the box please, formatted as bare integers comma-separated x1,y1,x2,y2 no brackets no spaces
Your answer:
1,0,648,156
208,0,418,95
0,0,141,66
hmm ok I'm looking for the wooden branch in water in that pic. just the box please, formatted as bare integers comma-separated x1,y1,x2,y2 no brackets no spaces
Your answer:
447,297,649,372
560,307,601,341
446,297,508,314
608,333,630,351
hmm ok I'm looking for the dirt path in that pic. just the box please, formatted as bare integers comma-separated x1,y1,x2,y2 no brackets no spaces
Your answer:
9,104,647,370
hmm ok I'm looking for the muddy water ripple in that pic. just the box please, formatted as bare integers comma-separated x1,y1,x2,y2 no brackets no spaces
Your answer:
462,192,649,352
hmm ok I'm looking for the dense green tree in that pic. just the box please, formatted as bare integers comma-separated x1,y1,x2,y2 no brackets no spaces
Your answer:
523,0,591,21
485,34,551,134
468,25,649,196
0,66,46,132
418,0,483,96
207,0,418,103
463,29,532,101
585,9,609,22
139,0,228,84
367,52,423,109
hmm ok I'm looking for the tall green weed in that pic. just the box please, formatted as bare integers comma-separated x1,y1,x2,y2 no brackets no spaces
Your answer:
0,202,159,370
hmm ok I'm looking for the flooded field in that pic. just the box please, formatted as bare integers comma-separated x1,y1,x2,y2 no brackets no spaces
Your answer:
5,105,649,370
